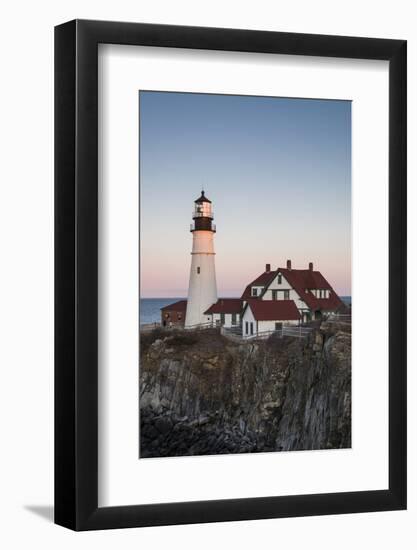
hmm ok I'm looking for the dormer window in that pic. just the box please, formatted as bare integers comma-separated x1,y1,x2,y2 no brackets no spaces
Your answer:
252,287,258,297
278,274,282,285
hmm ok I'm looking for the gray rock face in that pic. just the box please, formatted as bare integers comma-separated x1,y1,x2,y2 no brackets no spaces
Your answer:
139,325,351,458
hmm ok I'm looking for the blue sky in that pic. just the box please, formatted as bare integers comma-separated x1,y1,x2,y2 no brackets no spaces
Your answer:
140,91,351,297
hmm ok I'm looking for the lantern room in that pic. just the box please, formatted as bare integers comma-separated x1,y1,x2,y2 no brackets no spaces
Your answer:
191,190,216,232
193,190,213,218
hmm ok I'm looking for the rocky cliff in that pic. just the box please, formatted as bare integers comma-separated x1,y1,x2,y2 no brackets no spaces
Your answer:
139,322,351,457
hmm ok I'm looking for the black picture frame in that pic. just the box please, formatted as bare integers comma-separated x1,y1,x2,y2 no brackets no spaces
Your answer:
55,19,407,531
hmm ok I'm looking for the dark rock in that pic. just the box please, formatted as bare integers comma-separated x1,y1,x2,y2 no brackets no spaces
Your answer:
154,416,172,434
139,326,351,457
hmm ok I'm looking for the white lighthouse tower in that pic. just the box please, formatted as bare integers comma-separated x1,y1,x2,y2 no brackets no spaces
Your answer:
185,191,218,328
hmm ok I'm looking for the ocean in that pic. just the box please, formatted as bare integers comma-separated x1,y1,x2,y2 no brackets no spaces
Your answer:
140,296,352,325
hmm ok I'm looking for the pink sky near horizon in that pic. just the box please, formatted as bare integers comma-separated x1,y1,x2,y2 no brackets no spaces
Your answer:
140,232,351,298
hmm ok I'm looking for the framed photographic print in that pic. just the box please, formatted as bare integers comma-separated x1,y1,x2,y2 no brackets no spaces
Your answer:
55,20,406,530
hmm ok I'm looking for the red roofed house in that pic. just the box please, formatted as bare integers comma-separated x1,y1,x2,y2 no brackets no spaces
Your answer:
241,261,346,338
204,298,243,328
242,299,301,337
160,300,187,328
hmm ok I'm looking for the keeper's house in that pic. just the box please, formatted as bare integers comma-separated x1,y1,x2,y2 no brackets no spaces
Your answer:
241,260,345,338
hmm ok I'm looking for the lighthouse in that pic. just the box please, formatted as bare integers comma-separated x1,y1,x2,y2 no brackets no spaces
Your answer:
185,191,218,327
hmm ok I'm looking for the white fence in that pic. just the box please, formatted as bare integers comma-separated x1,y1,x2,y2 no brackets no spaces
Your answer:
141,321,315,341
243,325,313,341
184,322,214,331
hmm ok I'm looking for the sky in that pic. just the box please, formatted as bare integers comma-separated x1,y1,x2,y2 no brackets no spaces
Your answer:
140,91,351,298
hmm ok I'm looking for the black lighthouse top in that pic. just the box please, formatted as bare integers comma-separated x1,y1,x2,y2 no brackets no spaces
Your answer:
191,190,216,232
195,190,212,204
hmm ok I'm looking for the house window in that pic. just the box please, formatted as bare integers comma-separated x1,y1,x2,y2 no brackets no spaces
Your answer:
278,274,282,285
252,287,258,297
272,290,277,301
250,322,254,335
231,313,237,325
197,266,200,274
275,322,282,331
245,321,249,334
284,290,290,300
220,313,225,324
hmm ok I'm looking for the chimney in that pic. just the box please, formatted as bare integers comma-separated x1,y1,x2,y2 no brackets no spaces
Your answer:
309,262,313,271
287,259,292,270
265,263,271,272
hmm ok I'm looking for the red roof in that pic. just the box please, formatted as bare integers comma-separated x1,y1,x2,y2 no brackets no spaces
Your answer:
245,299,301,321
204,298,243,315
241,265,344,312
241,270,276,300
278,268,344,311
160,299,187,312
